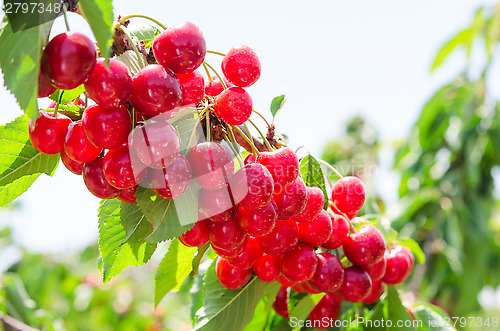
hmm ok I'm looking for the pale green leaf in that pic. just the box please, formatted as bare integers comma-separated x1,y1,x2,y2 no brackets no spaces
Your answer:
431,28,474,72
49,85,85,104
79,0,114,61
270,95,286,118
300,155,329,209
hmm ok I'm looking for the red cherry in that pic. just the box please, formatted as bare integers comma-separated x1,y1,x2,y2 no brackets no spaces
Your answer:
64,121,102,163
226,236,263,270
256,147,299,195
343,224,386,268
365,255,387,281
243,154,255,164
229,163,274,210
211,240,246,258
204,75,233,96
38,69,56,98
188,142,234,190
273,286,290,318
118,186,137,204
331,176,366,219
153,22,206,74
294,187,325,222
29,111,72,155
256,219,298,256
198,185,238,222
383,245,414,284
216,257,251,290
214,87,253,125
280,243,318,283
130,121,180,169
129,64,183,119
363,280,384,304
274,177,308,220
298,209,333,247
82,156,121,199
177,70,204,106
278,276,295,288
338,266,372,303
328,291,345,302
209,217,247,251
47,97,85,109
147,155,192,199
301,283,322,294
82,104,131,150
322,214,350,249
221,45,261,87
179,219,210,247
103,145,145,189
308,252,344,293
236,202,277,237
307,295,341,330
41,32,97,90
60,149,83,175
253,252,281,282
84,58,132,107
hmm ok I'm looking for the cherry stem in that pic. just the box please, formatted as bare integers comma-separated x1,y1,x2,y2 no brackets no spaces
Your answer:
247,118,273,151
252,109,271,128
231,125,260,155
317,159,343,179
202,62,213,83
84,92,88,108
53,91,64,117
223,135,244,167
206,50,227,57
206,110,211,141
118,25,147,68
329,201,358,233
62,4,70,31
295,146,311,157
119,14,168,30
191,242,210,276
203,61,227,89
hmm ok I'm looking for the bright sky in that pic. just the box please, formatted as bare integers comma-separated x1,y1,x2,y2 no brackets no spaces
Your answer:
0,0,496,253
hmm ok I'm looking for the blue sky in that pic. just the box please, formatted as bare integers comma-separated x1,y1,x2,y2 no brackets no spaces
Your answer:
0,0,495,252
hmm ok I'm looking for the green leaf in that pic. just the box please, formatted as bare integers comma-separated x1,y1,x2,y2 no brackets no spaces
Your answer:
194,262,265,331
97,199,157,283
386,286,414,330
289,293,324,331
0,115,59,206
431,28,474,72
394,237,426,264
135,185,198,243
116,50,148,76
412,303,456,331
128,23,161,48
300,155,329,209
79,0,114,61
120,201,153,243
168,107,203,155
49,85,85,104
270,95,286,118
154,239,197,306
0,17,53,119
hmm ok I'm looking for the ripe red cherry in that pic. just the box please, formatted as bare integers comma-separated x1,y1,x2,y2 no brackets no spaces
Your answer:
214,87,253,125
256,147,299,195
280,243,318,283
226,237,263,270
129,64,183,119
216,257,252,290
209,218,247,251
331,176,366,219
204,75,233,96
256,219,298,256
253,252,281,282
221,45,261,87
298,209,333,246
82,156,121,199
322,214,350,249
64,121,102,163
294,187,325,222
211,240,245,258
365,255,387,281
308,252,344,293
363,280,384,304
300,283,322,294
153,22,206,74
338,266,372,303
147,155,192,199
273,287,290,318
84,58,132,107
383,245,414,284
278,276,295,288
179,219,209,247
274,177,308,220
82,104,131,150
343,224,386,268
41,32,97,90
236,202,277,237
243,154,255,164
188,142,234,190
177,70,204,106
103,145,145,189
130,121,180,169
307,295,341,330
229,163,274,210
60,149,83,175
29,111,72,154
118,186,137,204
38,69,56,97
198,185,238,222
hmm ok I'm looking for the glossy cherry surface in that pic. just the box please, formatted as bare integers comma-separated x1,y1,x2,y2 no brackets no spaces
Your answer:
338,266,372,303
322,214,350,249
331,176,366,219
29,111,72,155
274,176,308,220
307,295,342,330
177,70,205,106
60,149,83,175
198,185,238,222
229,163,274,210
211,240,245,258
294,187,325,222
273,286,290,318
82,104,131,150
82,156,121,199
256,147,299,195
204,75,232,96
256,219,298,256
37,69,56,97
253,252,281,282
147,155,192,199
221,45,261,87
64,121,102,163
280,243,318,283
188,142,234,190
216,257,251,290
365,255,387,281
383,245,414,284
209,218,247,251
103,145,145,189
118,186,137,204
343,224,386,268
298,209,333,247
226,236,263,270
363,280,384,304
179,219,210,247
236,202,277,237
308,252,344,293
214,87,253,125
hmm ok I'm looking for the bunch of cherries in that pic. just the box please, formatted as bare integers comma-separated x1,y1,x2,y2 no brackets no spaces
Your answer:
31,20,415,328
